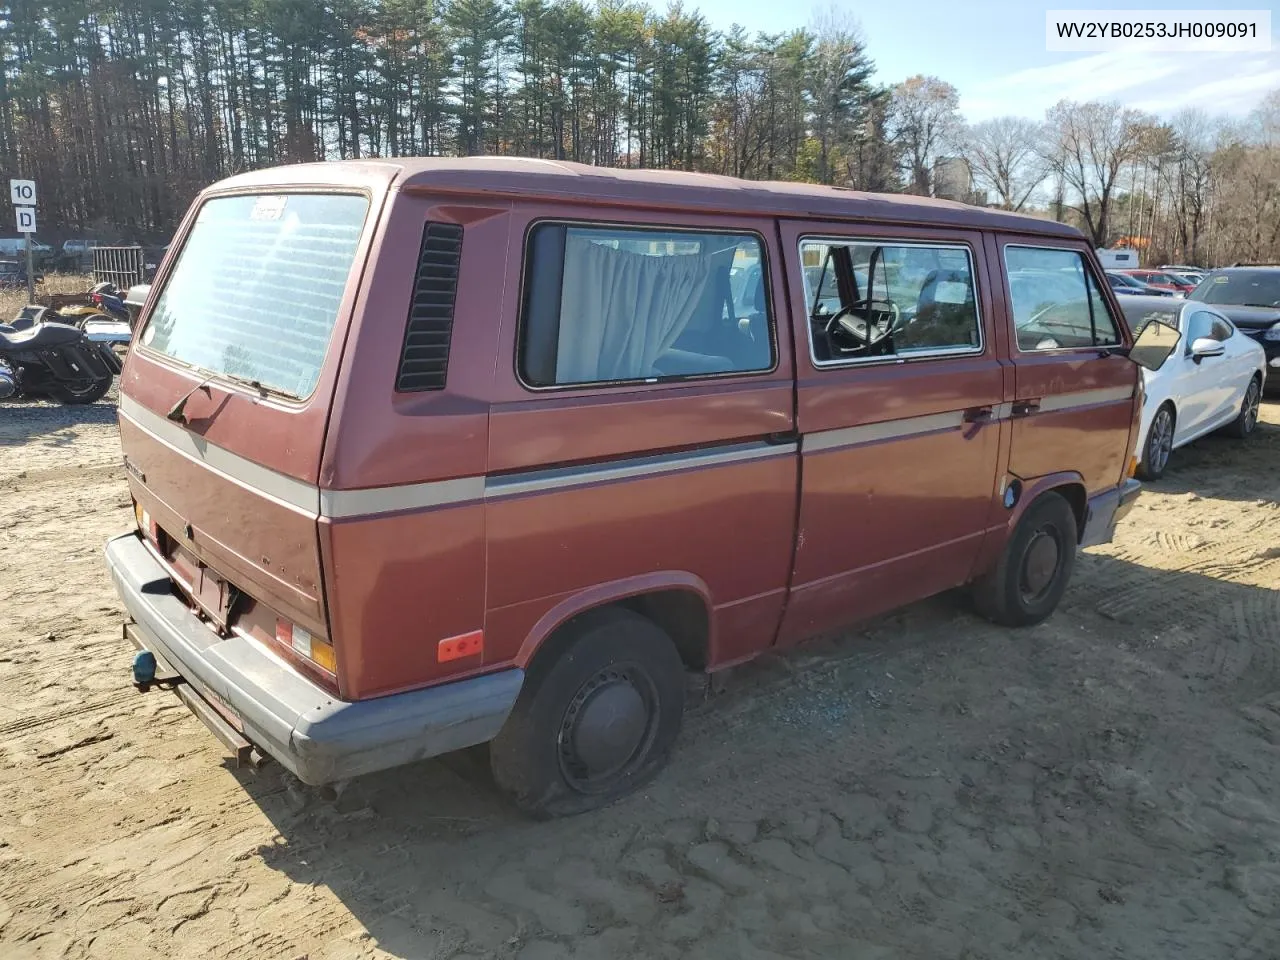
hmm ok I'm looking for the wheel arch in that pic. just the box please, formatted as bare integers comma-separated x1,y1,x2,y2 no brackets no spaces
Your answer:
1006,471,1088,542
514,573,715,675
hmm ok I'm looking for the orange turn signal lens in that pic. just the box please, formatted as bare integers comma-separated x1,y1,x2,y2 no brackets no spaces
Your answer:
1127,455,1139,478
276,618,337,673
438,630,484,663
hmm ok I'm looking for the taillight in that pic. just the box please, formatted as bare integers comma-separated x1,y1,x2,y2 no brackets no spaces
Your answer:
276,618,336,674
133,501,157,542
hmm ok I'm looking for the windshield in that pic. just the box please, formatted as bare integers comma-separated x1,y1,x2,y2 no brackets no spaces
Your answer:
1190,271,1280,307
140,193,369,399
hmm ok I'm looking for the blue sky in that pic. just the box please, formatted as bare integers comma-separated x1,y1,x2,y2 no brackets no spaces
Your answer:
690,0,1280,121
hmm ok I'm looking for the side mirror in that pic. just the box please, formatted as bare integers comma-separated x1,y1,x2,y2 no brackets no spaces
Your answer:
1189,337,1225,360
1128,319,1179,372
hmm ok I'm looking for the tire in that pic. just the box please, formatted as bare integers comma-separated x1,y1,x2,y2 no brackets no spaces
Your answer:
49,376,112,405
489,607,686,818
1137,403,1175,481
1223,376,1262,439
972,491,1078,628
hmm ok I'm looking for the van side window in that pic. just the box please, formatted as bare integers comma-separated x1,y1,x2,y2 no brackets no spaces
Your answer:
519,224,774,387
1004,246,1121,351
799,239,981,365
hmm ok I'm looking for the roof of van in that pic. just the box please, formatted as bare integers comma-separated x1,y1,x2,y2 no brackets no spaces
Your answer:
210,157,1083,239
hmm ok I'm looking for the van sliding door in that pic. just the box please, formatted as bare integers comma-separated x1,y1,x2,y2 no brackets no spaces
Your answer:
776,221,1007,643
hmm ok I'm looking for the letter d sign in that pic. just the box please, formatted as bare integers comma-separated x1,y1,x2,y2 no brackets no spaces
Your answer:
15,207,36,233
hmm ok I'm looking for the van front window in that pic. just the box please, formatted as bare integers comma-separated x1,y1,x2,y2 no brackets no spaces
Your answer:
140,193,369,399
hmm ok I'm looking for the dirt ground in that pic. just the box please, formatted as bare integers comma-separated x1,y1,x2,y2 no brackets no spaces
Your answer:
2,390,1280,960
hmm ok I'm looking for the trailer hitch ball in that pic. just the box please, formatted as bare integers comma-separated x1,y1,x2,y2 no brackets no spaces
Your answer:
132,650,157,685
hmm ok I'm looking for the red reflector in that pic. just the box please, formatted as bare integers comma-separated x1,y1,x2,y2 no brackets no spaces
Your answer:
438,630,484,663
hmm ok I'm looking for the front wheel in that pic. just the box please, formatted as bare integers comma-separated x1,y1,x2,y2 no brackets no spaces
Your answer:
1137,403,1175,480
489,607,686,818
48,376,112,405
972,492,1078,628
1223,376,1262,439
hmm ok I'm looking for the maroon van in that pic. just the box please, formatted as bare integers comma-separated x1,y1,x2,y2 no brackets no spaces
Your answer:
106,159,1176,816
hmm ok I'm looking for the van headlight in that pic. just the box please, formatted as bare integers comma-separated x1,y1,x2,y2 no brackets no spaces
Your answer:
1264,322,1280,341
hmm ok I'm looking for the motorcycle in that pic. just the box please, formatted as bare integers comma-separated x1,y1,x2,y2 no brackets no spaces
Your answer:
89,282,131,324
0,306,122,405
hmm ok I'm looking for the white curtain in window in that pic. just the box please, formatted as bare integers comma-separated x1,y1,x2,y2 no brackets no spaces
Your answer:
556,237,714,383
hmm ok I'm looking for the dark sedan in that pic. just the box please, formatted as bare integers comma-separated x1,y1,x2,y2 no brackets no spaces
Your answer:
1188,267,1280,388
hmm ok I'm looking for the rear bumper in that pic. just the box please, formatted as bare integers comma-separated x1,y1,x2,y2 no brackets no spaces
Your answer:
1080,479,1142,548
105,532,522,785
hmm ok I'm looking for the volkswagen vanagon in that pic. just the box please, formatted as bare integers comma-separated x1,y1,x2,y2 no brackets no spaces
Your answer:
106,159,1174,816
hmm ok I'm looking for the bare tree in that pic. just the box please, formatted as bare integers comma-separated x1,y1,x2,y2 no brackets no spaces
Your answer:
958,116,1047,211
1251,88,1280,147
887,75,960,195
1168,110,1216,264
1043,99,1146,246
1210,139,1280,264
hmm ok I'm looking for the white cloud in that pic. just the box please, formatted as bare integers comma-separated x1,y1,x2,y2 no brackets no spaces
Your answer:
963,49,1280,121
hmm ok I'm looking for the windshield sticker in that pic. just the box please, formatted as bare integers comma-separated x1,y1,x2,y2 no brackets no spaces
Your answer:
934,281,969,304
251,196,287,221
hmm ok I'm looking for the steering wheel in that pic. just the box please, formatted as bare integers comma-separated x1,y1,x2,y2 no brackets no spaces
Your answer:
825,299,900,352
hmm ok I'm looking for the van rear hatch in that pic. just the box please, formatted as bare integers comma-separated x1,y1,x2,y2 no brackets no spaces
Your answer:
119,167,393,693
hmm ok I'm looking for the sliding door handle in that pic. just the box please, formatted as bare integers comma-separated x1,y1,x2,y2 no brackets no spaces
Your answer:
962,406,994,423
1011,399,1041,418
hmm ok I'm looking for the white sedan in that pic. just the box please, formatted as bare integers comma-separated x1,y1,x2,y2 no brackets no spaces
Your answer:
1121,296,1267,480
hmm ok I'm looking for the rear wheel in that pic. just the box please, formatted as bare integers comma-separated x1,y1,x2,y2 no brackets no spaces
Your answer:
48,376,112,405
1224,376,1262,439
973,492,1078,628
1137,403,1175,480
490,607,686,818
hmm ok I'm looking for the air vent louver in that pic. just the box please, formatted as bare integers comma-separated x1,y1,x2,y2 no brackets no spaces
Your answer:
396,222,463,391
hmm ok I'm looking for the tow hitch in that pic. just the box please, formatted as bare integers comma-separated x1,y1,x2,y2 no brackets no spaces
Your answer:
123,621,269,770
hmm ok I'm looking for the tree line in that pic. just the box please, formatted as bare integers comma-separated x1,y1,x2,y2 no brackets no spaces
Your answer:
2,0,1278,268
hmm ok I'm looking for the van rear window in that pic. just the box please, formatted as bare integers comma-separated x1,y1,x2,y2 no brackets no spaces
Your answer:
141,193,369,399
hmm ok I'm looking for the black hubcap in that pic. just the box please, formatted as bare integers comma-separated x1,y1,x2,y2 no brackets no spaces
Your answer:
558,666,658,794
1020,528,1061,602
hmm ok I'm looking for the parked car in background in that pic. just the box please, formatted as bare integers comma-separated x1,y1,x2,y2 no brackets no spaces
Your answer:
1161,263,1207,275
1121,296,1266,479
0,259,42,289
0,237,54,263
62,239,91,257
1107,271,1175,297
1169,271,1205,286
107,159,1175,816
1186,265,1280,387
1118,269,1196,297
